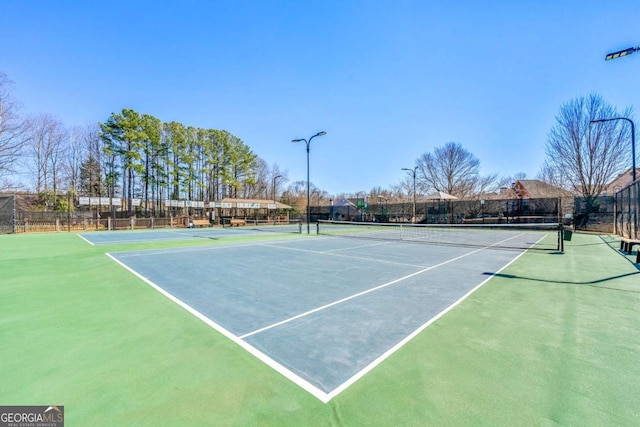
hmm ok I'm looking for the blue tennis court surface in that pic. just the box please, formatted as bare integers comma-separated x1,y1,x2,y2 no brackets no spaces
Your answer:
78,226,297,245
107,235,541,402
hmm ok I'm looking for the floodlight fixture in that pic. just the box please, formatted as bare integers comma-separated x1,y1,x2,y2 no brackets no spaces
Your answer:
605,46,639,61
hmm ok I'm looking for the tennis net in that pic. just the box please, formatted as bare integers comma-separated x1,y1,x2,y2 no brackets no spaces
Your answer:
317,220,563,251
222,218,302,234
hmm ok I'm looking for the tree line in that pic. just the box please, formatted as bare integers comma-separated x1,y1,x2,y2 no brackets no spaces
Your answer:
386,93,634,203
98,108,271,215
0,70,635,214
0,72,293,213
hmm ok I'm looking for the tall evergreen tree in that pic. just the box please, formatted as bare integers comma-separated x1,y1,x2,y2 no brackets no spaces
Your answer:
100,108,145,215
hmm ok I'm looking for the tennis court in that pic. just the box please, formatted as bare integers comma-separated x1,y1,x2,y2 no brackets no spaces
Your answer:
106,223,559,402
78,220,302,245
3,226,640,425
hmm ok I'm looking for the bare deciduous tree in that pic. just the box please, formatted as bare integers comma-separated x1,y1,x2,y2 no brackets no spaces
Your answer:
536,162,564,189
543,93,633,197
269,163,288,202
66,124,101,196
416,141,485,199
246,157,269,199
0,72,28,177
495,172,528,192
284,180,322,211
25,114,68,194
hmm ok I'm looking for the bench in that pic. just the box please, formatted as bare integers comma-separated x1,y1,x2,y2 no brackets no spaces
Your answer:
620,238,640,263
229,219,246,227
191,219,210,228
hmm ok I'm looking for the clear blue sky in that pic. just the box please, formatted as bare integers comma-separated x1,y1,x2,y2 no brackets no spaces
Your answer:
1,0,639,195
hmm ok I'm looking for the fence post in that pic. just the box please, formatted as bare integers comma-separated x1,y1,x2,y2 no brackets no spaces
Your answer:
634,181,638,239
614,193,618,236
628,186,632,238
12,194,17,234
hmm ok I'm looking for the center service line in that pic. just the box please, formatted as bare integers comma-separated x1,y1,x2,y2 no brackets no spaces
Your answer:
240,233,528,340
239,246,487,339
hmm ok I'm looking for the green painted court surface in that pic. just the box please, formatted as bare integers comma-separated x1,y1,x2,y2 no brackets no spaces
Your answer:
1,230,639,425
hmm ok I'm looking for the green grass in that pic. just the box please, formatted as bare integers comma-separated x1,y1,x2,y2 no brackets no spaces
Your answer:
1,231,639,425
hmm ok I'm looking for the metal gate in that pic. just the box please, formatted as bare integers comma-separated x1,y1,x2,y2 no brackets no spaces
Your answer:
0,195,15,234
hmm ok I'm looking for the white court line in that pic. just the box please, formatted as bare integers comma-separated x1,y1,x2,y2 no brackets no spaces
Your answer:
110,236,304,257
239,244,491,339
106,252,333,403
107,231,538,404
76,233,95,246
320,240,393,253
240,232,533,340
78,227,271,246
325,246,531,401
78,230,204,246
259,242,431,269
91,237,196,245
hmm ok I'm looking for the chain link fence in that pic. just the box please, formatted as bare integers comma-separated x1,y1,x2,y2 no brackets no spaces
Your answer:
615,180,639,240
572,196,616,233
3,190,636,237
310,197,563,224
0,195,15,234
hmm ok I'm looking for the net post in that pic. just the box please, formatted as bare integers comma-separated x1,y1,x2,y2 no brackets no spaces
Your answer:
559,223,564,252
12,193,17,234
316,221,319,235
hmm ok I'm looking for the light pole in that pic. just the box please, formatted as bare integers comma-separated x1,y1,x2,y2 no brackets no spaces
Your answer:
590,118,636,182
311,190,319,218
271,174,282,222
293,131,326,233
272,174,282,203
401,167,417,223
599,43,638,182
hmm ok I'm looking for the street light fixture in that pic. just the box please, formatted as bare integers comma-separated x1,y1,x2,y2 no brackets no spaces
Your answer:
590,118,636,182
401,167,418,223
293,131,326,233
605,46,639,61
